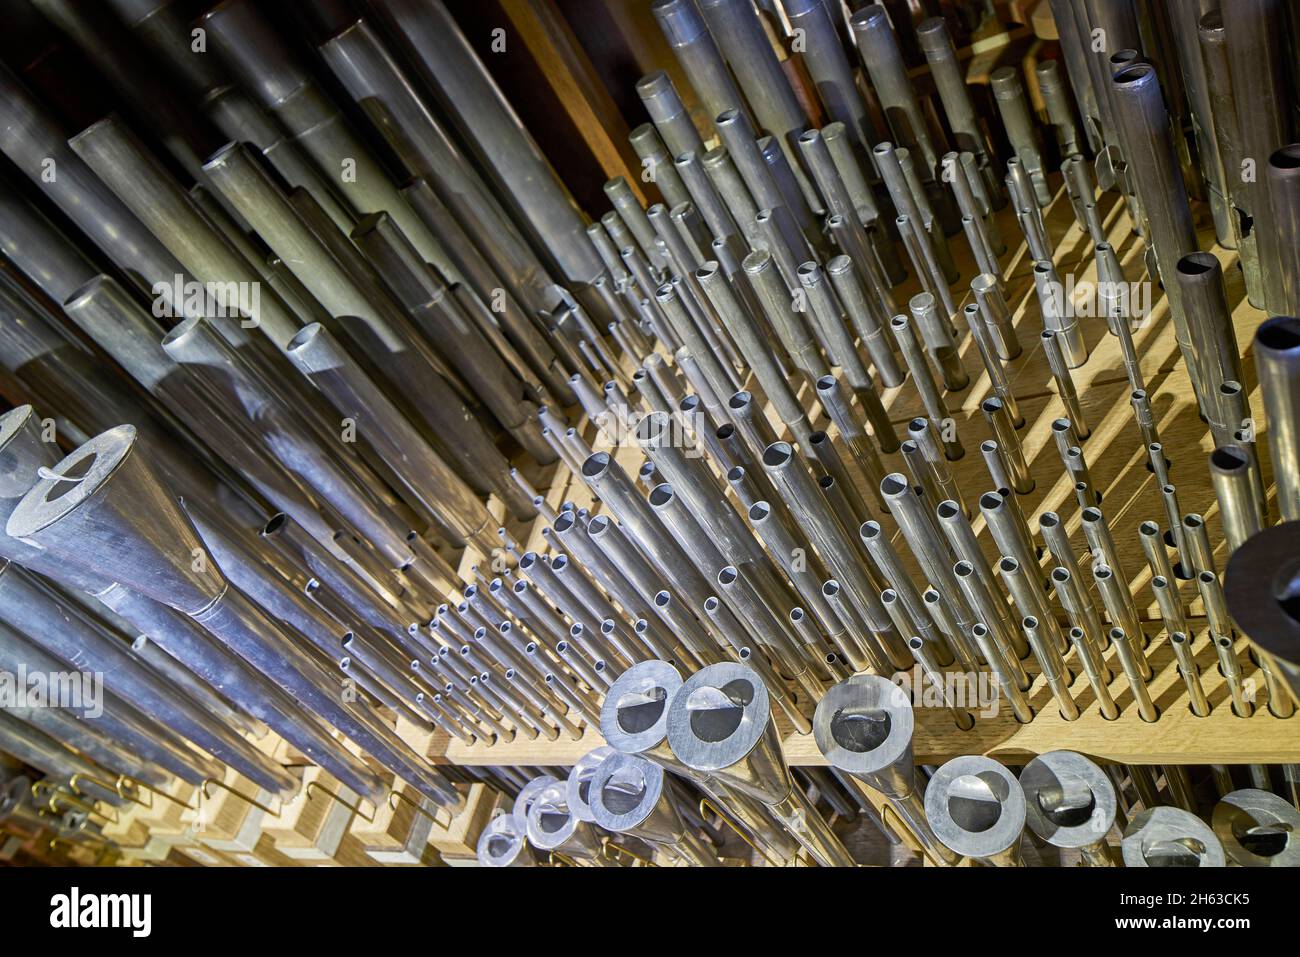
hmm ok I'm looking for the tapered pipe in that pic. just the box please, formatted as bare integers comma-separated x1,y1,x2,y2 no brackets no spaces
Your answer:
7,427,456,805
0,563,296,796
284,324,497,550
926,755,1026,866
668,662,854,866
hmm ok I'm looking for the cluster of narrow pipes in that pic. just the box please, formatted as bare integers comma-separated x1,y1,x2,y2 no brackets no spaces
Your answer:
0,0,1296,864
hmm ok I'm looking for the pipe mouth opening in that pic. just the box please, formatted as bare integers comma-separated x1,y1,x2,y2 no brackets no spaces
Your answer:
598,762,651,816
1113,62,1154,85
615,685,668,734
1176,252,1218,276
954,561,974,577
1257,317,1300,352
686,679,753,742
947,771,1009,832
1140,836,1211,867
829,706,891,753
728,391,753,411
1036,782,1097,828
880,474,909,497
1271,144,1300,170
936,501,960,521
979,492,1003,511
1051,567,1069,583
1273,557,1300,624
1233,821,1291,857
718,566,738,586
762,443,792,467
749,501,771,521
648,484,673,508
582,452,610,479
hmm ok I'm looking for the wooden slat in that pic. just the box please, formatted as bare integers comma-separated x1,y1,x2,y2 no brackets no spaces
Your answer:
496,0,647,203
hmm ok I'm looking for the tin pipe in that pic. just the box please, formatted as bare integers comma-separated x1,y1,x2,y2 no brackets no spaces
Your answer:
823,253,903,387
977,490,1038,597
1109,61,1210,413
284,323,496,550
971,272,1020,361
981,399,1032,493
918,20,997,191
1221,1,1292,313
365,0,600,282
891,314,962,460
0,63,198,316
909,293,967,391
761,443,896,652
163,317,414,570
695,0,820,214
9,427,456,804
1107,627,1157,721
1038,511,1080,577
1268,145,1300,317
715,109,815,255
1255,318,1300,521
1209,446,1264,553
0,563,295,795
652,0,753,132
1036,60,1082,159
851,6,942,178
991,67,1050,206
